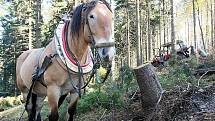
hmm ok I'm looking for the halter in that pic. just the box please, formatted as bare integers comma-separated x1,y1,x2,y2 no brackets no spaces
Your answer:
81,0,115,48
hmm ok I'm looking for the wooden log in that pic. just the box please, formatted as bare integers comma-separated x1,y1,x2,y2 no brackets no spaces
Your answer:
194,67,215,76
134,63,164,121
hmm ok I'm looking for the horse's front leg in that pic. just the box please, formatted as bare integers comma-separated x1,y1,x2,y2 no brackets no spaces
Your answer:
47,85,61,121
68,93,79,121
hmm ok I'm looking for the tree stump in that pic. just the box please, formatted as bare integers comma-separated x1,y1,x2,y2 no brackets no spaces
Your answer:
134,63,164,121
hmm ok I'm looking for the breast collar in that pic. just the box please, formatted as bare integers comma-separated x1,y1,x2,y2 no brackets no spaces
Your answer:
54,21,93,73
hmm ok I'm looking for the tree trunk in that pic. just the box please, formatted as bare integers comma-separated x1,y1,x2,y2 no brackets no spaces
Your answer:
159,0,162,49
28,0,33,50
211,0,214,51
193,0,197,48
147,0,151,61
134,63,163,121
196,1,205,50
75,0,79,6
211,0,215,49
206,1,209,50
163,0,166,45
35,0,42,48
170,0,175,54
110,0,116,80
136,0,141,66
126,1,131,66
188,20,190,45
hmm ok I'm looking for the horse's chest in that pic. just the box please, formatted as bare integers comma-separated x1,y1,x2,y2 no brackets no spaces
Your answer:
61,81,76,95
60,74,86,95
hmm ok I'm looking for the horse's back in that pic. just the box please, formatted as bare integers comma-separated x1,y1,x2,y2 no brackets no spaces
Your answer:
17,48,44,90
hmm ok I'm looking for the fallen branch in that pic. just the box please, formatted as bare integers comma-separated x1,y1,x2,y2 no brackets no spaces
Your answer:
194,67,215,76
99,109,107,121
197,70,209,87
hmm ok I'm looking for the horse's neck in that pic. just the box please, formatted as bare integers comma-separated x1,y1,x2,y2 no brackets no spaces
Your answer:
67,25,89,64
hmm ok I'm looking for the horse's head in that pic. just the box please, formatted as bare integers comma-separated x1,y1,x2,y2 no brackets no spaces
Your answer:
71,0,115,62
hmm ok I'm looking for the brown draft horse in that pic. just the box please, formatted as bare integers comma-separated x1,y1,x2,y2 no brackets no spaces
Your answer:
16,0,115,121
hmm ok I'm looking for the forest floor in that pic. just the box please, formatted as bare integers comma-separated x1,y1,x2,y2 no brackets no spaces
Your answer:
101,84,215,121
1,84,215,121
1,56,215,121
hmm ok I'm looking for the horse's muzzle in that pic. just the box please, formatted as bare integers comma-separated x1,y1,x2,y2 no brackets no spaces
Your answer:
98,47,115,62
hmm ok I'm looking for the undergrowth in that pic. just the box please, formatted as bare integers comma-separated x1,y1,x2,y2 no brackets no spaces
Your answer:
1,55,215,120
158,55,215,88
77,65,137,114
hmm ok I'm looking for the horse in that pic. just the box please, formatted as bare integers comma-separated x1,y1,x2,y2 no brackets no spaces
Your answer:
16,0,115,121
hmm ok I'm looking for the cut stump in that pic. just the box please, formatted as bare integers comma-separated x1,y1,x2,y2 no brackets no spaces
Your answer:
134,63,164,121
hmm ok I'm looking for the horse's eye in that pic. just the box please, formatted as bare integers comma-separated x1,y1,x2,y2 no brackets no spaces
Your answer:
89,15,94,19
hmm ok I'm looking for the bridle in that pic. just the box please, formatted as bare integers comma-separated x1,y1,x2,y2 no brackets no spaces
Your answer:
63,0,115,97
82,0,115,48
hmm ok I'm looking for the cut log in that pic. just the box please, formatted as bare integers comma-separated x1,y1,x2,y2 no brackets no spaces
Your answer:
134,63,164,121
194,67,215,76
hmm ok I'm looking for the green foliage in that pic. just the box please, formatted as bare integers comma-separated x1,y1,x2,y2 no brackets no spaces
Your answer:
158,55,215,88
77,66,136,114
77,91,109,113
116,65,136,91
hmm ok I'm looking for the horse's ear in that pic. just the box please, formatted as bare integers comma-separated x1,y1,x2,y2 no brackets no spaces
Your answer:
100,0,112,12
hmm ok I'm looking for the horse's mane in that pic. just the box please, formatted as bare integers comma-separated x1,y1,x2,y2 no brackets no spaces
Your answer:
71,3,85,39
71,0,111,39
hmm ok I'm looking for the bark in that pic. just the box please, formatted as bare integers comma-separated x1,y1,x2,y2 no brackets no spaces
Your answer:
136,0,141,65
196,1,205,50
28,0,33,50
134,63,163,121
170,0,175,54
75,0,79,6
110,0,116,80
186,19,190,45
206,1,209,50
126,1,131,66
213,0,215,49
188,20,190,45
147,0,151,61
35,0,42,48
163,0,166,45
140,11,144,63
159,0,162,49
211,0,214,51
193,0,197,48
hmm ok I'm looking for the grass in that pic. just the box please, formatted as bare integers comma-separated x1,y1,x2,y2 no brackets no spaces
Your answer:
0,96,115,121
0,98,69,121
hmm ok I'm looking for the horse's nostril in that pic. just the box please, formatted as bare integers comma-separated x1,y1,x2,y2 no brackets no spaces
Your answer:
104,55,109,61
102,48,108,56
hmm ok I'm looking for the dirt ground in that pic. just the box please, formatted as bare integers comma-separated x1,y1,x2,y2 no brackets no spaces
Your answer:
101,84,215,121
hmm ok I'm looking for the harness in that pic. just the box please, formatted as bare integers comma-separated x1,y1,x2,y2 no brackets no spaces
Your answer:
20,1,114,120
